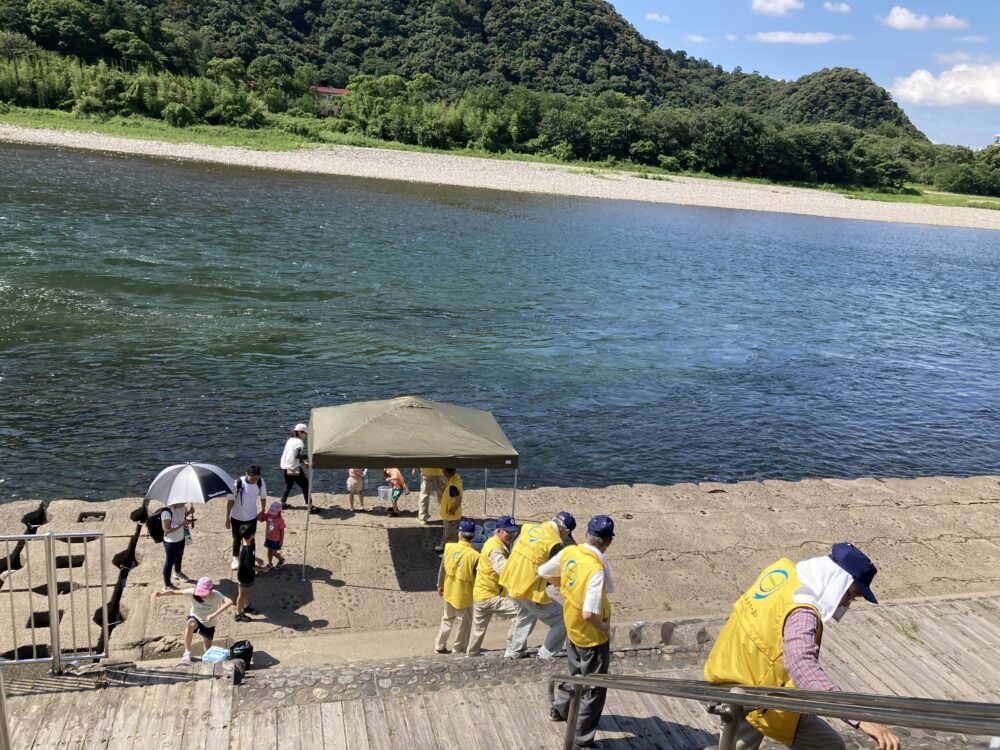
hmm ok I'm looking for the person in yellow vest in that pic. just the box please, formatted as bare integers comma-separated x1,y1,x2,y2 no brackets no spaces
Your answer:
704,542,901,750
411,467,445,527
434,468,463,554
499,510,576,660
542,515,615,749
466,514,520,657
434,519,479,654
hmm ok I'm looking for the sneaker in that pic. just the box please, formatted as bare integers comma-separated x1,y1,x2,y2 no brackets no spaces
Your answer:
388,509,399,517
548,708,565,723
162,583,179,592
435,647,451,655
231,557,239,570
505,651,529,660
417,518,428,526
235,612,251,623
433,545,444,553
175,572,195,584
275,557,285,568
179,651,191,666
244,606,260,615
281,502,291,509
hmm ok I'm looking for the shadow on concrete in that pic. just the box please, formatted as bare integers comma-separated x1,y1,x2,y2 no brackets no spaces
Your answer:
386,525,440,592
600,713,718,749
215,564,339,632
249,649,280,668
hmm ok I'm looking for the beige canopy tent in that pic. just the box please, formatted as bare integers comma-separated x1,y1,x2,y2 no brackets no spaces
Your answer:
301,396,520,577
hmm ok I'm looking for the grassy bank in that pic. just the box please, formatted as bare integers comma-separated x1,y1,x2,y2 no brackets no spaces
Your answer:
3,106,998,212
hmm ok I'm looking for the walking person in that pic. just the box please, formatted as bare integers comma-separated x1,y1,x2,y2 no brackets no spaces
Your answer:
160,501,195,590
152,576,233,665
263,501,286,567
435,519,479,654
235,526,271,622
435,467,463,553
499,511,575,660
382,467,410,517
411,467,445,526
279,423,310,509
704,542,900,750
347,468,366,512
467,515,520,656
545,515,617,749
226,465,267,571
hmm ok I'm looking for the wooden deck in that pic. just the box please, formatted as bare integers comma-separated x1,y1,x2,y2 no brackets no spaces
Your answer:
4,596,1000,748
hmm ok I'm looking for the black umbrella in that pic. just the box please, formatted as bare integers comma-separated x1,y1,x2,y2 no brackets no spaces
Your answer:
144,462,235,506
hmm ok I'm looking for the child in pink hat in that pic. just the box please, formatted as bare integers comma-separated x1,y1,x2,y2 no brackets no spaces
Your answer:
263,501,286,567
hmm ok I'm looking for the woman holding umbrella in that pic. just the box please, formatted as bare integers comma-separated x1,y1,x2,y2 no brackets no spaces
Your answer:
161,501,195,590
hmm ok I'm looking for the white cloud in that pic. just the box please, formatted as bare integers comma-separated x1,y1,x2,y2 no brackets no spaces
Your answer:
646,12,671,23
823,2,851,12
956,35,987,43
880,6,969,31
725,34,739,41
751,0,804,17
934,51,972,65
892,62,1000,105
751,31,854,44
684,35,708,43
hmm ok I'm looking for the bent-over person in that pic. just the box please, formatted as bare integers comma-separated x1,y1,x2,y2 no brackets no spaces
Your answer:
466,514,520,656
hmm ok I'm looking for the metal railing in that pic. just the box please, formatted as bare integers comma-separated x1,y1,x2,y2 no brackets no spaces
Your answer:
0,669,10,750
551,673,1000,750
1,531,110,674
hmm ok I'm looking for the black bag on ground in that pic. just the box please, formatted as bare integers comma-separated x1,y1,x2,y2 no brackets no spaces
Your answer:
145,511,164,543
229,639,253,669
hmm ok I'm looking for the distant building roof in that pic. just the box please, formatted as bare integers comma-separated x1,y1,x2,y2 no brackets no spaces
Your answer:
310,86,349,96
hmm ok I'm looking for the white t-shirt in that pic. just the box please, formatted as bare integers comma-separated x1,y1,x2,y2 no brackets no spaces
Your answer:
280,437,306,471
161,506,186,544
231,475,266,522
184,589,226,623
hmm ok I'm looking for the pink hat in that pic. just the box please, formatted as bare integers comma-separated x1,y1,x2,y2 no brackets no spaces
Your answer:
194,577,213,597
266,501,283,516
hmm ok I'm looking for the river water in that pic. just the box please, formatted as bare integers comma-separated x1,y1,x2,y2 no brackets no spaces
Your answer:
1,144,998,501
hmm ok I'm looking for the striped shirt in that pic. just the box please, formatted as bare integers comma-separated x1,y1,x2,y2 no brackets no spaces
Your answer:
783,607,859,727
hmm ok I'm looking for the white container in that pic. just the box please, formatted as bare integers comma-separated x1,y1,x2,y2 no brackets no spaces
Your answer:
377,485,391,503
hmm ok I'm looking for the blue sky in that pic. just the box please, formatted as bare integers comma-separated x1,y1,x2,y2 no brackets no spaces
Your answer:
610,1,1000,148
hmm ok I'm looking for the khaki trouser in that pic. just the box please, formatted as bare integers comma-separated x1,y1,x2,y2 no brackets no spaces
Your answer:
435,601,472,653
729,714,846,750
419,473,445,522
466,595,518,656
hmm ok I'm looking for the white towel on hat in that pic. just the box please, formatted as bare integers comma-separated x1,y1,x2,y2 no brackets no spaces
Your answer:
794,555,853,623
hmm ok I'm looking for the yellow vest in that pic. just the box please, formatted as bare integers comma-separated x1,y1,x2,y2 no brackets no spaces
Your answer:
473,535,508,602
703,558,822,746
498,522,562,604
440,474,463,521
421,468,444,476
442,540,478,610
560,546,611,648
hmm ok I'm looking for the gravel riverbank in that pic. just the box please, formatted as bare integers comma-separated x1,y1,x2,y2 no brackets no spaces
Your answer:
2,123,999,231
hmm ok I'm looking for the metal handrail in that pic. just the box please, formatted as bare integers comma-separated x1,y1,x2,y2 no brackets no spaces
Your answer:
550,673,1000,750
0,669,10,750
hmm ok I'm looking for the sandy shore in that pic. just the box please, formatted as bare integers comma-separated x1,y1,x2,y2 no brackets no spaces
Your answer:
3,123,999,231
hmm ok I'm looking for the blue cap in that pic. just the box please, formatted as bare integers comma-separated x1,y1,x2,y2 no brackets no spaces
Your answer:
587,515,615,539
555,511,576,531
830,542,878,604
496,515,519,533
458,519,476,534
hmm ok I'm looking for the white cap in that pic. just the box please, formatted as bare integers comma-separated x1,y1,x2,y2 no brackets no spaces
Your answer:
294,423,308,433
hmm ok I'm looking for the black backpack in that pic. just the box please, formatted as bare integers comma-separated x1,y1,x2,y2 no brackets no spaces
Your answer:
145,509,166,544
230,639,253,669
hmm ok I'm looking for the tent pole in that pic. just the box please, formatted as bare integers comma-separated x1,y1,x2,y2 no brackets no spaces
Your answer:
483,469,488,519
301,463,314,581
511,468,518,518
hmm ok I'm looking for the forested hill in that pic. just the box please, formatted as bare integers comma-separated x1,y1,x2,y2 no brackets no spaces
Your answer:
0,0,922,137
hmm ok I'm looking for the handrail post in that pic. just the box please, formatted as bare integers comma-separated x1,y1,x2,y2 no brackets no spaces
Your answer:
563,684,583,750
45,532,62,674
0,668,11,750
718,688,748,750
99,534,110,657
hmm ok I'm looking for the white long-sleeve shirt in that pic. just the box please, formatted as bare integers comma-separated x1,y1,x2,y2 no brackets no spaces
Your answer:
538,543,613,615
